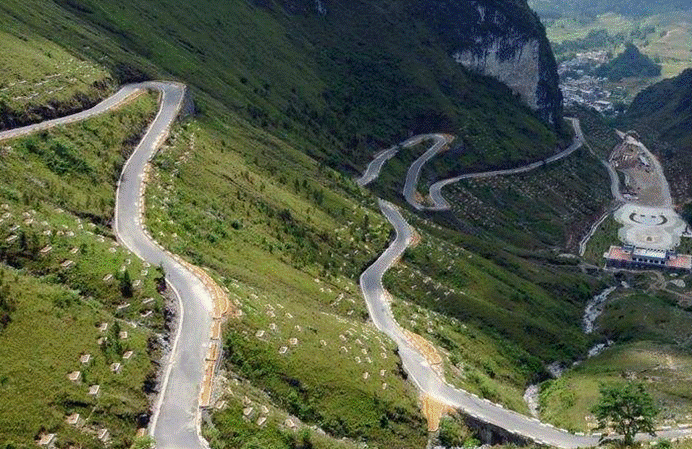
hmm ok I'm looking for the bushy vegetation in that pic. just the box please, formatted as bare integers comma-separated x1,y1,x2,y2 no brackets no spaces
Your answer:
0,272,14,332
682,203,692,225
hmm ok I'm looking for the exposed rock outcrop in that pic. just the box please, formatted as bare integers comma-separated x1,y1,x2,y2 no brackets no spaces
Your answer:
412,0,563,127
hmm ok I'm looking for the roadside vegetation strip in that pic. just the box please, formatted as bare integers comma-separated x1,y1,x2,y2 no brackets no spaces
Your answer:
0,81,232,447
0,92,169,446
0,85,145,142
579,208,613,257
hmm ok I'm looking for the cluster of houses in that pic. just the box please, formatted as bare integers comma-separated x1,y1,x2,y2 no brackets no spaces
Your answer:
558,51,623,115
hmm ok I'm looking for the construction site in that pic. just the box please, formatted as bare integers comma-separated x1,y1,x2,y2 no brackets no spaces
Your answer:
603,132,692,271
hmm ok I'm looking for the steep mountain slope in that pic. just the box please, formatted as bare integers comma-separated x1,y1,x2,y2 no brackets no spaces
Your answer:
625,68,692,149
0,1,638,447
0,94,168,448
411,0,563,126
0,0,566,172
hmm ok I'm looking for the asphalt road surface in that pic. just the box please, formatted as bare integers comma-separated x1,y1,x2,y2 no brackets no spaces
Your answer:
0,82,212,449
113,82,212,449
402,134,448,209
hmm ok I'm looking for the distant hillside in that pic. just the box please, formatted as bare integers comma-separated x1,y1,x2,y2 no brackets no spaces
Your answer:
529,0,692,19
626,68,692,149
595,43,661,81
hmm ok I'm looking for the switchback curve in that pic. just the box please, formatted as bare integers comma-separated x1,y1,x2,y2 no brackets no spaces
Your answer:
0,82,232,449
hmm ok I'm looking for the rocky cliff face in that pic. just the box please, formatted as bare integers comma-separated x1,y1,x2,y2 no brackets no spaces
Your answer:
246,0,564,166
412,0,563,127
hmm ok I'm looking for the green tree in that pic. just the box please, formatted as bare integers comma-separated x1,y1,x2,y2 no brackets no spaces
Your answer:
591,382,658,446
120,269,133,298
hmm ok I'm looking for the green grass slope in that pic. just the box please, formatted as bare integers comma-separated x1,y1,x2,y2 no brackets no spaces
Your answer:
140,112,429,448
0,0,564,173
0,93,170,448
2,0,679,446
540,288,692,432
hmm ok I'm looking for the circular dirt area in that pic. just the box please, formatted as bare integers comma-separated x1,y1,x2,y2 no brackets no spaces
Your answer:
629,213,668,226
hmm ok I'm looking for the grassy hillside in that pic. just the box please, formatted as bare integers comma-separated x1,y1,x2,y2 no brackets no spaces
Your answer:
139,110,432,448
0,29,113,129
0,0,564,173
5,0,690,446
0,93,169,448
540,288,692,432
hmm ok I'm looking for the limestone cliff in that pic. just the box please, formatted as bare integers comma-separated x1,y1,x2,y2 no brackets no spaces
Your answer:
248,0,565,165
412,0,563,127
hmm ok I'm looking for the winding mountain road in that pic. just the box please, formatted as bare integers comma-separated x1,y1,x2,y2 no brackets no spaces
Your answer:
0,82,212,449
5,82,691,448
402,134,450,210
361,201,597,448
407,118,586,211
356,135,428,187
360,124,692,447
